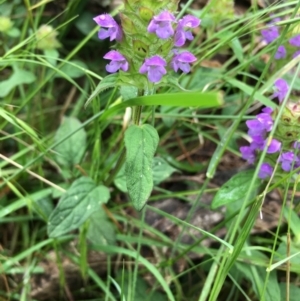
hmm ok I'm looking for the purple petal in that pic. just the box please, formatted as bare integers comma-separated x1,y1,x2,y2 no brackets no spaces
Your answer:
156,23,174,39
148,66,166,83
262,107,273,114
289,35,300,47
98,28,111,40
261,26,279,44
240,146,256,164
145,55,166,66
154,11,175,22
178,62,190,73
293,50,300,58
267,138,281,153
93,14,116,27
258,163,273,179
103,50,125,61
275,45,286,59
272,78,289,103
180,15,201,28
103,51,128,73
174,30,186,47
147,20,156,33
93,14,122,41
279,151,299,172
106,61,122,73
147,11,175,39
139,56,167,83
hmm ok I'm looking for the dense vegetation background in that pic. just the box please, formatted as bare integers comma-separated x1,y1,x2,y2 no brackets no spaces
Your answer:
1,0,300,300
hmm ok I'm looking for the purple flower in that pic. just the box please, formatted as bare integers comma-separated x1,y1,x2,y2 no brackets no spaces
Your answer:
240,146,256,164
258,163,274,179
261,25,279,44
103,50,128,73
246,111,273,137
272,78,289,103
171,51,197,73
262,107,273,114
266,138,281,153
147,11,175,39
293,141,300,149
279,151,299,171
275,45,286,59
93,14,122,41
139,55,167,83
174,15,201,47
251,135,266,150
289,35,300,47
293,50,300,58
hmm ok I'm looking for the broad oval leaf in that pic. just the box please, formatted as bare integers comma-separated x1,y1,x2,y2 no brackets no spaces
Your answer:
124,124,159,211
153,157,178,185
87,208,116,246
48,177,110,237
211,169,261,209
54,116,87,168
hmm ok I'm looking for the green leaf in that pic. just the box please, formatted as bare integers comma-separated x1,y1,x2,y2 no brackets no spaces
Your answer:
225,78,276,109
279,283,300,301
85,73,119,108
48,177,110,237
124,124,159,211
116,272,168,301
211,169,261,209
114,157,178,192
54,116,87,168
153,157,178,185
230,37,243,63
0,68,36,98
55,60,87,79
87,208,116,246
120,85,138,101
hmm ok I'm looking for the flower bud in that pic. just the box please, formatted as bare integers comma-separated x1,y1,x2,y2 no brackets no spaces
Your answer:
0,16,13,33
36,25,61,50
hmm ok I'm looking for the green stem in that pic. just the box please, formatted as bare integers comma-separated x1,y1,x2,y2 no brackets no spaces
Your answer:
105,89,144,186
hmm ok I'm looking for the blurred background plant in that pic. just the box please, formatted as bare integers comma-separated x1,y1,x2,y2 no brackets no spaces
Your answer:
1,0,300,301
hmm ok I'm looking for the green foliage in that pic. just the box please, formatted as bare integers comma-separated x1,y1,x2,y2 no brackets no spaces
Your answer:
0,67,36,97
124,124,159,211
87,208,116,246
211,169,261,209
2,0,300,300
54,116,87,169
48,177,110,237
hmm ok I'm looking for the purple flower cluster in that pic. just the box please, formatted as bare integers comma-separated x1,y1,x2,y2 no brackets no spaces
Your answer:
93,11,200,83
240,79,300,179
261,17,300,59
